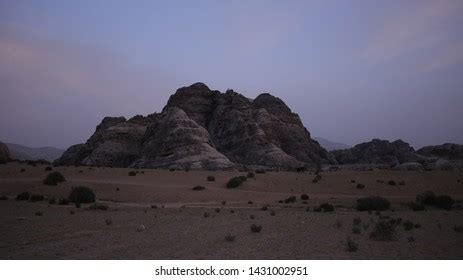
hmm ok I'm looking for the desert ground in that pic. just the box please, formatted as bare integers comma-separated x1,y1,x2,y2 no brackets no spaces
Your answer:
0,162,462,259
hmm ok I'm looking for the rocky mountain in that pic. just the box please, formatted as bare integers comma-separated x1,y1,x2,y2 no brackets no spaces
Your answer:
55,83,330,170
417,143,463,160
314,137,351,151
5,143,64,162
0,142,11,163
330,139,424,165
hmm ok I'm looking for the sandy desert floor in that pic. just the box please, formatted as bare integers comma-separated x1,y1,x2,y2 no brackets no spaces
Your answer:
0,162,462,259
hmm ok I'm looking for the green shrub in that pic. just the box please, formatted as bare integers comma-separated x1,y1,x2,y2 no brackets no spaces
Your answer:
319,203,335,212
226,176,247,188
224,234,236,242
284,196,297,203
250,224,262,233
207,176,215,181
416,191,437,205
192,185,206,191
346,237,358,252
16,192,30,201
370,220,398,241
356,196,391,211
29,194,45,202
434,195,454,210
69,186,96,203
407,202,425,211
43,171,66,185
403,220,414,231
58,198,70,205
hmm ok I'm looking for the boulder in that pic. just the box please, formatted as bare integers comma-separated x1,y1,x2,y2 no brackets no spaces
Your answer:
417,143,463,160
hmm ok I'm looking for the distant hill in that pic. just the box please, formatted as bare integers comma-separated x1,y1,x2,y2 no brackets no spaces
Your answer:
5,143,64,162
314,137,351,151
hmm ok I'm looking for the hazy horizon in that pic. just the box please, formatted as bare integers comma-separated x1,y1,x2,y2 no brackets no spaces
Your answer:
1,0,463,150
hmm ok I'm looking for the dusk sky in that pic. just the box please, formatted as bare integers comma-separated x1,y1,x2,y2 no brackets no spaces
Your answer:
1,0,462,149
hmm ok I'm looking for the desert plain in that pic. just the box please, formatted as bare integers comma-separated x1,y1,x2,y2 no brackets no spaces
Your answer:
0,162,462,259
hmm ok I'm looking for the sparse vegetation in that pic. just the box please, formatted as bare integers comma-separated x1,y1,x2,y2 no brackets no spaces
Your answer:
320,203,335,212
58,198,70,205
300,194,309,200
69,186,96,203
48,197,56,204
35,211,43,216
356,184,365,189
370,220,399,241
226,176,247,188
224,234,236,242
43,171,66,185
203,212,210,218
247,200,253,204
192,185,206,191
346,237,358,252
247,172,255,178
255,169,266,174
205,175,216,182
16,192,30,201
454,226,463,233
403,220,414,231
0,195,8,200
387,180,396,186
45,166,52,171
415,191,454,210
20,168,26,172
250,224,262,233
261,205,268,211
29,194,45,202
215,208,220,213
128,171,136,176
105,219,112,225
407,202,425,211
356,196,391,211
284,196,297,203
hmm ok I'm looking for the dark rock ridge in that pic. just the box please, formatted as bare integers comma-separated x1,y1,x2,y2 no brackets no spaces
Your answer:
417,143,463,160
0,141,11,163
55,83,330,169
330,139,424,165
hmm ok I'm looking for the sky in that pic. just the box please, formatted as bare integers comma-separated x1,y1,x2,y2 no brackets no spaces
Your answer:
1,0,462,150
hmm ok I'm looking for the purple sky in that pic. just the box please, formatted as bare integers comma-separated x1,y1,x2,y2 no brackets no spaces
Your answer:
1,0,462,149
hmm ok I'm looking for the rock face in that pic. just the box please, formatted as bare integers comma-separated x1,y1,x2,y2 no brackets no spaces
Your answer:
56,83,329,169
330,139,421,165
417,143,463,160
0,141,11,163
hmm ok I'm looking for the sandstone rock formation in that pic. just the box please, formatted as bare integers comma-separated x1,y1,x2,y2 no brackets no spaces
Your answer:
330,139,422,166
55,83,329,169
0,141,11,163
417,143,463,160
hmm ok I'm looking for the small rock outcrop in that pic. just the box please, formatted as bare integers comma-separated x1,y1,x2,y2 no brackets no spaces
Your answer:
0,141,11,163
55,83,330,169
417,143,463,160
330,139,421,165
